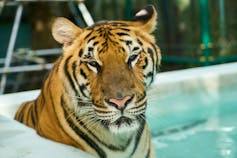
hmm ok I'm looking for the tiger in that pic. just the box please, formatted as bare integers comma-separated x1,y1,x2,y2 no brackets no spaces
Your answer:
14,5,161,158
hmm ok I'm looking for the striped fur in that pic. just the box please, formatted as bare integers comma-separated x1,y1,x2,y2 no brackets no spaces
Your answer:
15,5,161,158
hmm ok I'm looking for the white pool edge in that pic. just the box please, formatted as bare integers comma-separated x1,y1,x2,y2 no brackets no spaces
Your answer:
153,62,237,86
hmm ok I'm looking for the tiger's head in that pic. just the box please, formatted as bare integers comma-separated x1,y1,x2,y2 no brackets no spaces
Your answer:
52,5,161,134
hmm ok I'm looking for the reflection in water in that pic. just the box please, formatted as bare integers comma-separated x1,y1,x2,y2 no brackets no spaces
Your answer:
218,126,235,158
150,87,237,158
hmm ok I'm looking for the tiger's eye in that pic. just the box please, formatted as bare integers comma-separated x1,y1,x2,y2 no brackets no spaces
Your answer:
129,54,138,62
88,61,98,67
128,54,139,69
88,61,101,73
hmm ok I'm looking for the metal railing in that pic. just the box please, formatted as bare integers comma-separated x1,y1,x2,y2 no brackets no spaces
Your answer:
0,0,94,94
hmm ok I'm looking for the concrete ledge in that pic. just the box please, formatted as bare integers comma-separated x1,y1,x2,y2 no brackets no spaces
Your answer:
0,115,94,158
0,90,40,118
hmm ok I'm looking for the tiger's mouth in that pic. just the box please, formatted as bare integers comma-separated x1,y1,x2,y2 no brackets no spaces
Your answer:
113,116,133,127
106,116,141,134
91,94,147,133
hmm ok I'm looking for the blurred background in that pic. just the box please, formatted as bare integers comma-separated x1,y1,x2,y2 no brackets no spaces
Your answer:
0,0,237,94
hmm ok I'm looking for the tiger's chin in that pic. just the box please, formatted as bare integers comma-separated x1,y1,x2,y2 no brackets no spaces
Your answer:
108,117,140,134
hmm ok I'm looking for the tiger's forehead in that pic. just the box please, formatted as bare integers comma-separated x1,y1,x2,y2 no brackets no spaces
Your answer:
83,24,133,43
79,22,142,62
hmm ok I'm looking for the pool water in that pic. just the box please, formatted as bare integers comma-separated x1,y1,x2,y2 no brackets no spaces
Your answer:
1,63,237,158
147,83,237,158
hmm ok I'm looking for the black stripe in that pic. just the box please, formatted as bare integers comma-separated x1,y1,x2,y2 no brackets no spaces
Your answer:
64,56,79,96
129,101,146,111
147,48,155,83
72,111,131,152
143,57,148,69
30,106,36,126
147,48,154,67
145,71,154,85
137,39,143,46
145,143,151,158
33,101,38,122
47,85,78,147
93,41,99,46
67,119,107,158
46,91,88,155
16,103,28,122
120,28,130,32
31,103,38,127
66,94,132,152
26,105,31,125
136,93,146,104
26,105,32,125
146,71,153,77
93,103,106,109
79,84,88,98
88,47,94,52
55,61,60,73
78,49,83,57
61,98,106,158
80,69,87,79
109,39,119,46
67,120,106,158
94,109,114,114
121,47,125,52
116,32,129,36
40,88,46,108
130,120,145,156
72,61,80,98
88,36,96,43
132,46,140,51
151,43,159,72
146,72,153,78
85,31,93,39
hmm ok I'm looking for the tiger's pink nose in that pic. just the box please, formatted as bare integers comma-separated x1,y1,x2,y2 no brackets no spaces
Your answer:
108,96,132,108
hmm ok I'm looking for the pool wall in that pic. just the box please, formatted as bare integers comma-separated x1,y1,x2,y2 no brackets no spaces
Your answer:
147,62,237,134
149,62,237,101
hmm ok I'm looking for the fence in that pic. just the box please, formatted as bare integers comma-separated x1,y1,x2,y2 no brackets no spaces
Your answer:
0,0,237,94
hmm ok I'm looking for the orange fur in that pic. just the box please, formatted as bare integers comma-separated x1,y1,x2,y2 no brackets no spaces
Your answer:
15,5,161,158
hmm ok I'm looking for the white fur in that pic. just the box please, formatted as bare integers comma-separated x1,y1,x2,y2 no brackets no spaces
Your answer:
135,9,148,17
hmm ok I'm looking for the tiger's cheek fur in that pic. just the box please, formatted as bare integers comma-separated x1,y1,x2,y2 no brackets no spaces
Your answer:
89,74,104,105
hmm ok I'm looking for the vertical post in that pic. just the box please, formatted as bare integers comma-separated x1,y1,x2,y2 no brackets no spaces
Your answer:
0,4,23,94
0,1,5,15
200,0,211,65
77,0,94,26
219,0,226,56
125,0,132,20
219,0,226,39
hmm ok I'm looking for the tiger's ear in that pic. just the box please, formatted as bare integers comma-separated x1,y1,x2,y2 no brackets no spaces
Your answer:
52,17,82,46
132,5,157,33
